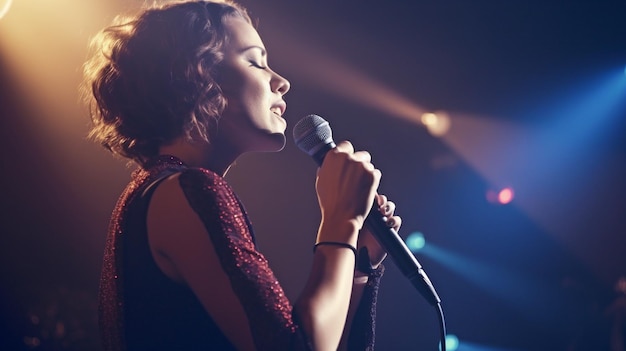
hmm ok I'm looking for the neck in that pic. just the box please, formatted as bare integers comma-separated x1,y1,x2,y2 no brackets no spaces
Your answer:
158,135,241,177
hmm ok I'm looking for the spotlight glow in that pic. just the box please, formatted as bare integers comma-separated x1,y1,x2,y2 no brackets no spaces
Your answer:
421,112,438,126
406,232,426,252
421,112,451,137
439,334,459,351
446,335,459,351
486,187,514,205
498,187,515,204
0,0,12,19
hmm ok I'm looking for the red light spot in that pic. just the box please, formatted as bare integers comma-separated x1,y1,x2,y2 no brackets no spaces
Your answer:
498,187,514,204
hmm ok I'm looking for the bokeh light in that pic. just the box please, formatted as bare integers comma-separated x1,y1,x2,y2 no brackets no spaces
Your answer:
406,231,426,252
421,111,451,137
486,187,514,205
421,112,438,126
439,334,459,351
498,187,514,204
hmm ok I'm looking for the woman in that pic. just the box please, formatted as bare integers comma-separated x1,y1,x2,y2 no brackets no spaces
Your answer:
83,1,401,350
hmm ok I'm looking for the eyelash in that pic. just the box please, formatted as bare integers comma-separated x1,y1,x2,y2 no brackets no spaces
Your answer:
250,61,268,70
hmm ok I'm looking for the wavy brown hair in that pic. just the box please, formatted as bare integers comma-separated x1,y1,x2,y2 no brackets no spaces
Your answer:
82,1,251,165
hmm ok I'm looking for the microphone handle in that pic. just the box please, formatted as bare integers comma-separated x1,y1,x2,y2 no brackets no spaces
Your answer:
364,209,441,306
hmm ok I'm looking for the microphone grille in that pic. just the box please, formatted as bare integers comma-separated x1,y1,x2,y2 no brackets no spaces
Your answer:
292,114,334,156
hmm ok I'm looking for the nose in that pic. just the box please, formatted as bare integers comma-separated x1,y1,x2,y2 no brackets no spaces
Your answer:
271,70,290,96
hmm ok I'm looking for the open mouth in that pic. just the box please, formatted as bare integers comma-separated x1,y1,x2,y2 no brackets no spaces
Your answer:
271,101,286,117
270,106,283,116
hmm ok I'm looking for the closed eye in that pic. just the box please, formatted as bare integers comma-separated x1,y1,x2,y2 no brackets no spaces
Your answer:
249,61,268,70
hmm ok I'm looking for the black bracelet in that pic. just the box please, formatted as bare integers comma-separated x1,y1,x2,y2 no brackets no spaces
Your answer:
313,241,357,257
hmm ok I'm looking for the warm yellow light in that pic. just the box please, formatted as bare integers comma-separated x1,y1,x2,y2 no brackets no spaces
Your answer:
0,0,12,19
421,112,438,126
421,111,451,137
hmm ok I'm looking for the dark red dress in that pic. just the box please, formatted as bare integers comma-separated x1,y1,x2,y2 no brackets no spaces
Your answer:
98,155,383,350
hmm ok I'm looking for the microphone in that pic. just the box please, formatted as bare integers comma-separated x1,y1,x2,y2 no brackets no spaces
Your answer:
293,114,441,306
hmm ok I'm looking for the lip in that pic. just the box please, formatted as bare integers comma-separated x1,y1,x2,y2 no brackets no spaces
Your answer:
271,101,287,117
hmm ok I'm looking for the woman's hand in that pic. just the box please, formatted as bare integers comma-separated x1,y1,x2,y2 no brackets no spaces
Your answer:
357,194,402,269
315,141,381,243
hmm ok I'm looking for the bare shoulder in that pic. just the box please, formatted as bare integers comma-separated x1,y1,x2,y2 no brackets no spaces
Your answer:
145,172,256,350
147,168,222,239
147,172,194,236
145,172,211,282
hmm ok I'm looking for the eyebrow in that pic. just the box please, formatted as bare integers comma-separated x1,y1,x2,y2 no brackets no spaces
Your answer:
241,45,267,56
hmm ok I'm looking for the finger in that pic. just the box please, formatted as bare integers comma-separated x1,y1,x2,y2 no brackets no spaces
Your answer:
381,200,395,216
376,194,388,207
386,215,402,230
363,162,378,174
334,140,354,154
351,150,372,163
372,168,382,187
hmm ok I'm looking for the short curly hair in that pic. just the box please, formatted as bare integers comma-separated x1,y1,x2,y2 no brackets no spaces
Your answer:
82,0,251,165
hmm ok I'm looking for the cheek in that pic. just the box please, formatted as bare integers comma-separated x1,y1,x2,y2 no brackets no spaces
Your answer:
221,84,269,129
217,65,269,115
236,78,269,113
222,76,261,106
216,64,246,98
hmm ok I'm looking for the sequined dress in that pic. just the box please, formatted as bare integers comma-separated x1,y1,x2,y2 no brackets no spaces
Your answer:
98,155,384,350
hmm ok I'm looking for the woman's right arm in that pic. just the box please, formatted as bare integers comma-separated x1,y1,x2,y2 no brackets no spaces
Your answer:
295,141,381,350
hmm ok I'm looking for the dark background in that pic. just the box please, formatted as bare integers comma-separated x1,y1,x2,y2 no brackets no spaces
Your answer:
1,1,624,350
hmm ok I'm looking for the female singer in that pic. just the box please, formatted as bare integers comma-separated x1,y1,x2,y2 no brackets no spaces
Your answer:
83,1,401,349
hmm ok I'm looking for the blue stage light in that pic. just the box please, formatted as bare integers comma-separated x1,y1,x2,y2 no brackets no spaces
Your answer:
445,334,459,351
406,232,425,252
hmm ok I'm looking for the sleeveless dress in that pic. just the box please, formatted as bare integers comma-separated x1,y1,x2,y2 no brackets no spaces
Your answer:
98,155,384,350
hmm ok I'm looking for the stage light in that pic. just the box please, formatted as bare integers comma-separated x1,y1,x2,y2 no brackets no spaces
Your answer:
421,111,451,137
497,187,514,204
421,112,438,126
439,334,459,351
486,187,514,205
0,0,12,19
406,231,425,252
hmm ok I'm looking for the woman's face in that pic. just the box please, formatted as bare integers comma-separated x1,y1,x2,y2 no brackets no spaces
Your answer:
216,16,291,153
